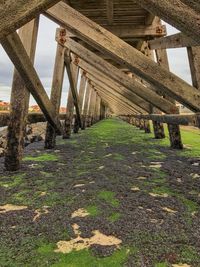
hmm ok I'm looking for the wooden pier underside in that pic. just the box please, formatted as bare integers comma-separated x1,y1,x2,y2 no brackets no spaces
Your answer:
0,0,200,170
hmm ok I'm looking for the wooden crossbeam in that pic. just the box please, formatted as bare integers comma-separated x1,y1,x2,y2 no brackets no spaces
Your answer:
104,24,166,39
137,0,200,43
46,3,200,112
89,78,147,114
56,31,176,114
0,112,66,127
0,0,60,41
132,114,200,128
80,62,149,113
1,32,62,133
148,33,199,50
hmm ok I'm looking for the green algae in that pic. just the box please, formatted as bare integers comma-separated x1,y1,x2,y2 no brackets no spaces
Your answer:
23,153,58,162
98,190,120,207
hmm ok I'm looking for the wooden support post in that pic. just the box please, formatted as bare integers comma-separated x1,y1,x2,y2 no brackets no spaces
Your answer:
142,41,165,140
87,88,97,127
82,82,91,129
73,70,87,133
144,120,151,133
4,18,39,171
45,41,65,149
155,48,183,149
187,47,200,90
64,52,82,131
63,63,79,139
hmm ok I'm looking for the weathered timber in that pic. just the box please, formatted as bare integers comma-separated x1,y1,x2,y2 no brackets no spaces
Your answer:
82,82,91,129
132,114,200,128
64,51,82,130
56,34,176,114
0,0,60,41
148,33,199,50
0,112,66,127
1,32,62,133
4,18,39,171
45,42,65,149
87,88,96,127
137,0,200,43
180,0,200,13
88,77,147,114
73,70,87,133
155,48,183,149
187,47,200,90
46,3,200,112
63,63,79,139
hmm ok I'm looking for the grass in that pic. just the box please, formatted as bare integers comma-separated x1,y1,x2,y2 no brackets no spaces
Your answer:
23,153,58,162
86,205,99,217
37,244,129,267
108,212,121,222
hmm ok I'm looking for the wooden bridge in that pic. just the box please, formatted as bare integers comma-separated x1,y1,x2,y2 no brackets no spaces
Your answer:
0,0,200,171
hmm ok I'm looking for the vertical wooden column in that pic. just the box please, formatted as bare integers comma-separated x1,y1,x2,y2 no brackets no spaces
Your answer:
100,101,106,120
73,70,87,133
87,88,97,127
187,46,200,90
140,41,165,139
45,41,65,148
63,63,79,139
95,95,101,123
82,82,91,129
155,49,183,149
5,18,39,171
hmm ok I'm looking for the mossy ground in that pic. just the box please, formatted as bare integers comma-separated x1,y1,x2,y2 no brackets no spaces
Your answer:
0,118,200,266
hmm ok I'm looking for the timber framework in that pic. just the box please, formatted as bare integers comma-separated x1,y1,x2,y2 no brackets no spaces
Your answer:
0,0,200,171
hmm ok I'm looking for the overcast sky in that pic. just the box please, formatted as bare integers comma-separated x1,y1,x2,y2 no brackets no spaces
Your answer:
0,16,192,106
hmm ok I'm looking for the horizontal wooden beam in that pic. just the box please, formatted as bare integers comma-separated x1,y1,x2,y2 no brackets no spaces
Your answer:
0,0,60,41
148,33,199,50
132,113,200,128
1,32,62,133
103,24,167,39
0,112,66,127
46,3,200,112
138,0,200,44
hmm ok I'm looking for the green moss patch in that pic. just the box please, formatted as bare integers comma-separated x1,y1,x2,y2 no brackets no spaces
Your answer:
98,190,120,207
23,153,58,162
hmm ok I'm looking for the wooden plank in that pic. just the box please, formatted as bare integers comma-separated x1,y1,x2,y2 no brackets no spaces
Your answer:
149,33,199,50
106,0,114,25
56,32,176,114
1,32,62,133
87,88,97,127
46,3,200,112
138,0,200,43
45,42,65,149
180,0,200,13
0,0,60,40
